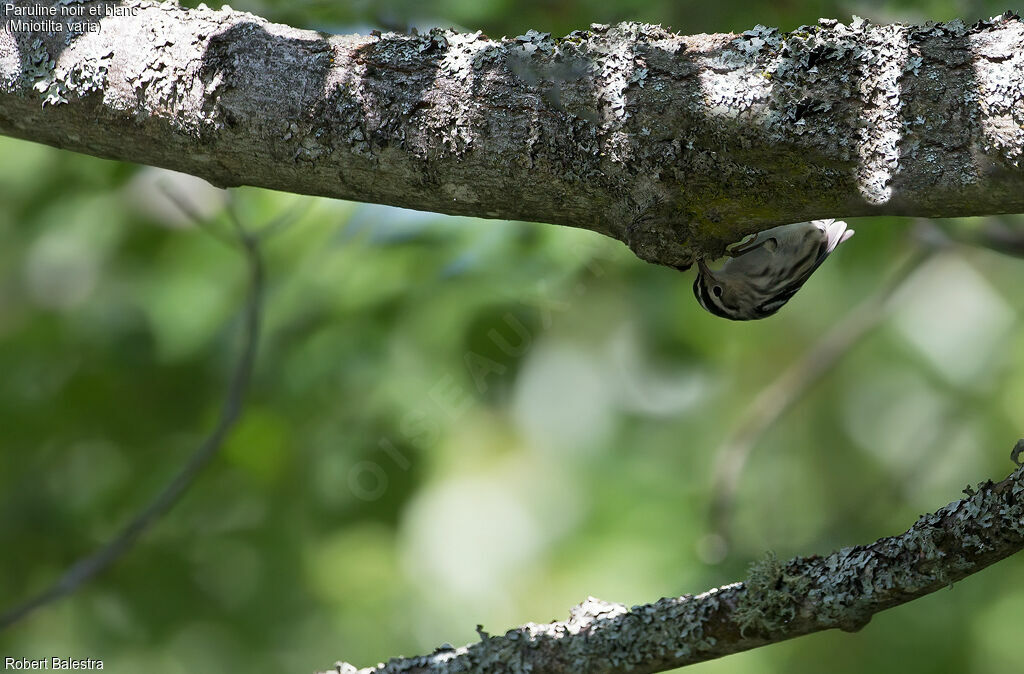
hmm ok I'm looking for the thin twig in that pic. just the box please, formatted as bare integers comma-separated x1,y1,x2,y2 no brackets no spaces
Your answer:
0,197,265,632
918,214,1024,259
254,198,313,243
156,179,237,249
705,245,935,555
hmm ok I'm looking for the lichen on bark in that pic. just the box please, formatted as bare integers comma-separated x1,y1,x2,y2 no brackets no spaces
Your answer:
2,3,1024,268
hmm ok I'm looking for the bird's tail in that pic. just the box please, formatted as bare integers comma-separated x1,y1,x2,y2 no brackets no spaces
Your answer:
815,219,855,253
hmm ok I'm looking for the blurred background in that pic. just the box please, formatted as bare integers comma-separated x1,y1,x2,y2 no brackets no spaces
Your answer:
2,0,1024,672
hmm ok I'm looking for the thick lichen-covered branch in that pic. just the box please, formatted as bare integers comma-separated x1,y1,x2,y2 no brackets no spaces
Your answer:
2,3,1024,268
323,459,1024,673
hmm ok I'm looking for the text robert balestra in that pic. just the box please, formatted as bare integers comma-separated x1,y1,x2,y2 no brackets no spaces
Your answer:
4,657,103,670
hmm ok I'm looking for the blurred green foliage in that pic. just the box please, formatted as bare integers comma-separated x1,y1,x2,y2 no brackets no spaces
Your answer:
2,0,1024,673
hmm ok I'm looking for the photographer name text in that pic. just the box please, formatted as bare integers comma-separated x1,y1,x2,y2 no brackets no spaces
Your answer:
4,658,103,670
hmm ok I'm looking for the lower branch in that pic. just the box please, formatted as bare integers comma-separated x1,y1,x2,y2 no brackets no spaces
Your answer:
327,453,1024,674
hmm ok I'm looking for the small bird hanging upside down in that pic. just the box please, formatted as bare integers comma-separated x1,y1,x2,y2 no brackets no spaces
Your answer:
693,219,854,321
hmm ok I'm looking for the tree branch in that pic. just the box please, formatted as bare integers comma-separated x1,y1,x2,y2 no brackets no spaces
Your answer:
0,196,265,632
324,455,1024,673
2,4,1024,268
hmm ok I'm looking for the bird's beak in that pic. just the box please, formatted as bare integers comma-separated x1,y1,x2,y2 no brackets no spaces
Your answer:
697,258,711,276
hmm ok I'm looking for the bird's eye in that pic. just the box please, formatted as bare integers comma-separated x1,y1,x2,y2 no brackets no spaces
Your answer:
713,285,723,297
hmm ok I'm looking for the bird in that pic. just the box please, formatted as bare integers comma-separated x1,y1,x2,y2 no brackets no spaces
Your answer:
693,219,854,321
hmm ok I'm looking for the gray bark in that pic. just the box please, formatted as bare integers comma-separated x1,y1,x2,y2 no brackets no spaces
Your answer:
325,460,1024,674
1,3,1023,268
